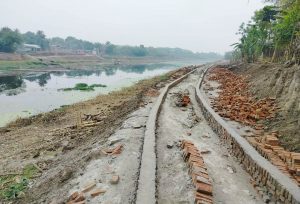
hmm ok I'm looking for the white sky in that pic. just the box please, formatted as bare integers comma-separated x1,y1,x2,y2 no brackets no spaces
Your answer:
0,0,265,53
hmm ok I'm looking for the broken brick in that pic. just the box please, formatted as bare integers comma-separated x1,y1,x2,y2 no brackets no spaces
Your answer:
90,188,106,197
110,175,120,184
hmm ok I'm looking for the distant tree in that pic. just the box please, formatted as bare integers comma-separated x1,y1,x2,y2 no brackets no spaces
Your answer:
65,36,85,50
22,30,49,50
0,27,22,53
104,41,116,55
36,30,49,50
132,45,147,56
82,40,94,50
49,37,65,47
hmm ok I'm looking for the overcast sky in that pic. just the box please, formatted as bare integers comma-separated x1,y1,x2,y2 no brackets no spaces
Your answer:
0,0,265,53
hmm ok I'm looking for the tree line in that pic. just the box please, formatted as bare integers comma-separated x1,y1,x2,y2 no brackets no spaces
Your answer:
228,0,300,64
0,27,221,59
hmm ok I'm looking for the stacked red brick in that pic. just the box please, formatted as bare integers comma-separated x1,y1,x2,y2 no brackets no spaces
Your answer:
181,140,213,204
249,133,300,186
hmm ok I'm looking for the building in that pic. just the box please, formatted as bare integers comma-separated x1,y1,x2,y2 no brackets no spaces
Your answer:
19,44,41,53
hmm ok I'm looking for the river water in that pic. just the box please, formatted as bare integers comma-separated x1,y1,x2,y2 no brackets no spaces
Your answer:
0,63,184,126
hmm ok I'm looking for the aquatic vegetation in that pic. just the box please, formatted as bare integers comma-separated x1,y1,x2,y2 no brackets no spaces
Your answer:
58,83,107,91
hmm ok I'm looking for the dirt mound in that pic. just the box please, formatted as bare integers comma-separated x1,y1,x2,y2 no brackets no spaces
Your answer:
231,63,300,152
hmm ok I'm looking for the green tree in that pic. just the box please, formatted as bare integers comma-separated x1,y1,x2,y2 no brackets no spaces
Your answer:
233,1,299,64
0,27,22,53
22,30,49,50
104,41,116,55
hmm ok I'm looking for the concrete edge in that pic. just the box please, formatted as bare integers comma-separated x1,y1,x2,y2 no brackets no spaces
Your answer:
136,65,202,204
195,66,300,203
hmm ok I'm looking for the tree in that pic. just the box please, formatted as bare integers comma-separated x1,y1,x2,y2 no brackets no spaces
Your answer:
36,30,49,50
0,27,22,53
233,1,300,64
22,30,49,50
104,41,116,55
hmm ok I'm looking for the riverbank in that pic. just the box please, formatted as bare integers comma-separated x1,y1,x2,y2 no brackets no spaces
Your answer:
0,66,194,203
0,62,184,127
0,53,212,76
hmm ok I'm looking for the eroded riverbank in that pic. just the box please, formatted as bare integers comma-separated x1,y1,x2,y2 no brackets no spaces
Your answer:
0,63,181,127
0,66,193,203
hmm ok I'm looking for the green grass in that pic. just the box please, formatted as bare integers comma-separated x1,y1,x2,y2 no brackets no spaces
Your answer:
0,60,49,71
58,83,107,91
0,164,40,200
159,74,169,81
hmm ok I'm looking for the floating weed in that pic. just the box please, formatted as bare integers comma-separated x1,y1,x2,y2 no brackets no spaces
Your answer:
58,83,107,91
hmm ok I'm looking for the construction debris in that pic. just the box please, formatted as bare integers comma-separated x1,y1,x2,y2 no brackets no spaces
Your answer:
206,67,300,186
82,181,96,193
110,175,120,184
180,140,213,204
67,192,85,204
102,144,123,155
207,68,277,128
173,91,191,107
90,188,106,197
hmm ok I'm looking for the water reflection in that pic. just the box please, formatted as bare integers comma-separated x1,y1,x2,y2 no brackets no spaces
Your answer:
0,63,172,95
0,75,25,95
26,73,51,87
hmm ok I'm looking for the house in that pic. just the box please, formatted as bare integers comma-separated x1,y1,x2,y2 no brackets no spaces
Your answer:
19,44,41,53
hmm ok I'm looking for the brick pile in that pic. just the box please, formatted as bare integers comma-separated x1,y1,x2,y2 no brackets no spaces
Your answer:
206,67,300,186
197,68,300,203
207,68,277,128
248,133,300,186
180,140,213,204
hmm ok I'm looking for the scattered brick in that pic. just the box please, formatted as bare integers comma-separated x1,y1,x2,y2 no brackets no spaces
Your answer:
90,188,106,197
82,181,96,193
73,192,85,202
110,175,120,184
69,191,79,201
182,95,191,107
67,191,85,204
102,144,123,155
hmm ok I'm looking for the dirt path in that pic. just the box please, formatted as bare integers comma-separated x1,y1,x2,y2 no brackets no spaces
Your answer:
156,69,263,203
58,103,154,204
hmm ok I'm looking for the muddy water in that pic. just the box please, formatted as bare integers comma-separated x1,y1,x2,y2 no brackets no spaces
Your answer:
0,63,182,127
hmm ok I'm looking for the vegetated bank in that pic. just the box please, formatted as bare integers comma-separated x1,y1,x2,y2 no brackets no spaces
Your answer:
225,0,300,152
